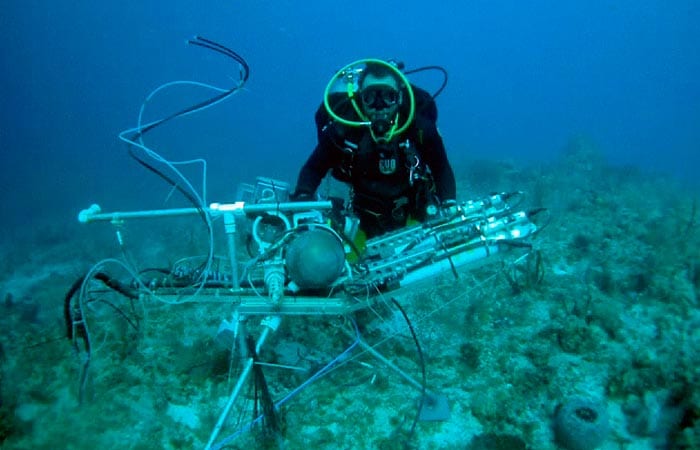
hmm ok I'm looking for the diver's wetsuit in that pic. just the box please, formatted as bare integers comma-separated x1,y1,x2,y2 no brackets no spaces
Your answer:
294,85,456,238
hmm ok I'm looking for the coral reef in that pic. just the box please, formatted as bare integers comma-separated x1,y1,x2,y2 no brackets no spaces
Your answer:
0,139,699,448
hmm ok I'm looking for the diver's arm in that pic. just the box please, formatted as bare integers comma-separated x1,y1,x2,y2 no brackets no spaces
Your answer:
411,89,456,202
420,120,456,201
293,143,333,198
292,102,341,199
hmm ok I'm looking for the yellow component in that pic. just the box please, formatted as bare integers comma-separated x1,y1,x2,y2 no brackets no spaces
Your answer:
345,216,420,263
346,228,368,263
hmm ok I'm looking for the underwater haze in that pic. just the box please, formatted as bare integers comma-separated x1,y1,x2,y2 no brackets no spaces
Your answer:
1,0,698,232
1,2,700,449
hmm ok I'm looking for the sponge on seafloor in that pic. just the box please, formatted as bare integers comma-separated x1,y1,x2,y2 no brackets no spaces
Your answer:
553,396,610,450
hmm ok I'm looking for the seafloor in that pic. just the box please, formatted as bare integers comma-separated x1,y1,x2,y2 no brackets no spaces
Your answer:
1,139,699,449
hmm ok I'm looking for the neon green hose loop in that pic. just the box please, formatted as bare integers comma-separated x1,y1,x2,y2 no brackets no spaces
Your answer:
322,58,415,137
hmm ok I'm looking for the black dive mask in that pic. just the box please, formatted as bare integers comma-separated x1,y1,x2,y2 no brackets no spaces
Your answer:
360,85,400,140
361,86,400,110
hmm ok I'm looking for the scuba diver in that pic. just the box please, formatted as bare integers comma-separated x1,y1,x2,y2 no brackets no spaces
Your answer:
291,59,457,238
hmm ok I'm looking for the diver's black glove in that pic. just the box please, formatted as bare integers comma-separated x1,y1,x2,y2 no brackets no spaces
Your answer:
441,199,459,217
290,191,315,202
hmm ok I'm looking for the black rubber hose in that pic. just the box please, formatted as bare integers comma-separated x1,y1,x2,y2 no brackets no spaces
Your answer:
64,272,138,340
129,37,249,139
189,36,250,82
127,145,209,225
390,298,427,440
403,65,448,99
64,276,84,339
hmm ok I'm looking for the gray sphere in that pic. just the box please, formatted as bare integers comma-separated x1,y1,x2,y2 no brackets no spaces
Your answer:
285,229,345,289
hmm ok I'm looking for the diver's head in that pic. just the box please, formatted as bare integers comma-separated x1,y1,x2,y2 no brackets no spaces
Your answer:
358,64,403,138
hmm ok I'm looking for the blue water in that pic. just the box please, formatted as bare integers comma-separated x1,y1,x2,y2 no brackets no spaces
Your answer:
1,1,698,229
